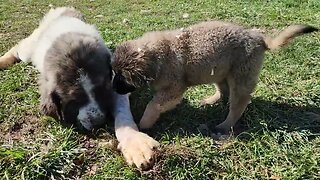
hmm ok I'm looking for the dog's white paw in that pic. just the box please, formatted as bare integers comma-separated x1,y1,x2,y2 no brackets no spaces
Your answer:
117,130,160,170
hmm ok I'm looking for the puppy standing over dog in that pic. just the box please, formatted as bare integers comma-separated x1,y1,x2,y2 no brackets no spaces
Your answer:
0,7,159,169
112,21,318,133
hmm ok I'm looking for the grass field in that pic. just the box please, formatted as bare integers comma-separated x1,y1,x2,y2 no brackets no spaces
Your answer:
0,0,319,179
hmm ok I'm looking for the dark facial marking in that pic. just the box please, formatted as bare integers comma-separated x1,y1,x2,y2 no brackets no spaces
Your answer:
63,100,82,124
44,32,114,129
51,91,63,121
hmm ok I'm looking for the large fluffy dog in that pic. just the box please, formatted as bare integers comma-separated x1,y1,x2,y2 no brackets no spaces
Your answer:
112,21,318,133
0,7,113,130
0,7,159,169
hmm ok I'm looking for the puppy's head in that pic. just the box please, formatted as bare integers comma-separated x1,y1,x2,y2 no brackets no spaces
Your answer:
112,42,155,95
41,33,114,130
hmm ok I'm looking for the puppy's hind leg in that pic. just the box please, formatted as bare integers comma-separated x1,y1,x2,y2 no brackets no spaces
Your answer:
200,80,229,106
215,77,253,133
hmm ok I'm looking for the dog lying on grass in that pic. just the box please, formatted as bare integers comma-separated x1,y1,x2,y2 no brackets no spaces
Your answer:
0,7,159,170
112,21,318,134
0,7,113,130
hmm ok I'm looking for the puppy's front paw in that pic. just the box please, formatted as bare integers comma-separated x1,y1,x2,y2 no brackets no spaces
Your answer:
118,130,160,170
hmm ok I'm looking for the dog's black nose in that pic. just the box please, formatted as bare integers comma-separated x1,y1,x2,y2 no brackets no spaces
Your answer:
114,87,131,95
112,80,135,95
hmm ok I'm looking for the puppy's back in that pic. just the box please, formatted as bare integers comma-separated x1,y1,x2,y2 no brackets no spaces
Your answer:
181,21,266,67
180,21,266,85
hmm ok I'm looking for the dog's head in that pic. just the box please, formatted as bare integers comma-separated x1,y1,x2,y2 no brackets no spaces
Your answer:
40,33,114,130
112,42,156,95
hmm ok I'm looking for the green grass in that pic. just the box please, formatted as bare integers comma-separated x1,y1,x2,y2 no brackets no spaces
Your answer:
0,0,319,179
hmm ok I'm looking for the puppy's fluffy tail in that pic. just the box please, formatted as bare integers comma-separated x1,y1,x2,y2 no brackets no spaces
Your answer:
264,25,318,50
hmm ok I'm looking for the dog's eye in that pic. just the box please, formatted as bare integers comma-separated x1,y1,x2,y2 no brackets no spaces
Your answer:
63,101,80,124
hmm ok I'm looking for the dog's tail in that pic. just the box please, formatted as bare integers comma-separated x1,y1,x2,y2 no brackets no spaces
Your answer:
264,25,318,50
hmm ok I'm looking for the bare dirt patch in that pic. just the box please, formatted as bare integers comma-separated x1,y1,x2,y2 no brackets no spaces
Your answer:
1,115,42,145
140,144,198,179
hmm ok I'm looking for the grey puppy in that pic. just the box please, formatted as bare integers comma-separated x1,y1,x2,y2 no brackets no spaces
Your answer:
0,7,113,130
112,21,318,133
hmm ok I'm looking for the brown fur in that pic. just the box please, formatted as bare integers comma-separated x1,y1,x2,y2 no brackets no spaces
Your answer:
112,21,318,133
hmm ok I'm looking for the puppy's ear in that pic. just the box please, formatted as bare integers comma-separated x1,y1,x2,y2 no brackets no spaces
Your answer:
40,90,63,121
112,71,136,94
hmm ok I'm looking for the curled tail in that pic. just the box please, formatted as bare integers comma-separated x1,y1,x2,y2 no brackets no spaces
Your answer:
264,25,318,50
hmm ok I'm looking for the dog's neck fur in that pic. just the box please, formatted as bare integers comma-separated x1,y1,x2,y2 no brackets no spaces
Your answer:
136,32,185,87
135,37,173,87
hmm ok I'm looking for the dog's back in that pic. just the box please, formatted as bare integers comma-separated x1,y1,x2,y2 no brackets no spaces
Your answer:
171,21,317,86
32,11,101,72
10,8,85,69
168,21,266,86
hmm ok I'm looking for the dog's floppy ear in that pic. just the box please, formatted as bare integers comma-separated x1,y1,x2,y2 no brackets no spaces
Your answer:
39,74,64,121
50,91,64,121
40,90,64,121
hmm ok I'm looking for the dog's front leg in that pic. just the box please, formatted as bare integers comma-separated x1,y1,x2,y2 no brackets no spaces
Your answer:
114,93,160,170
139,89,184,129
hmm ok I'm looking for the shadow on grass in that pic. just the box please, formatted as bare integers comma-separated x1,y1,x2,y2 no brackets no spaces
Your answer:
129,88,320,141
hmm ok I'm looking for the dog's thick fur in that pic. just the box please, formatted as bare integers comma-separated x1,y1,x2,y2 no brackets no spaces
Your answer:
0,7,160,169
0,7,113,130
112,21,318,133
